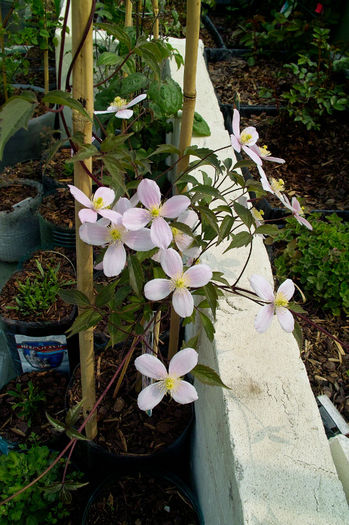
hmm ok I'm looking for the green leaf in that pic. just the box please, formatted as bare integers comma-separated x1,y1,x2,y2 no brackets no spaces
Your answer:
234,202,253,229
197,206,219,235
191,184,224,201
292,320,303,352
192,112,211,137
254,224,279,236
233,159,256,169
289,303,306,314
69,144,99,162
66,309,102,337
59,289,90,306
191,364,230,389
224,231,252,251
170,221,195,238
128,254,144,297
96,23,133,49
148,79,183,117
62,481,89,491
148,144,180,157
66,428,90,441
211,271,230,286
45,412,65,432
97,52,124,67
65,400,84,427
119,73,147,97
181,334,199,350
100,133,132,153
0,93,37,160
43,90,93,123
95,280,118,307
218,215,235,244
102,155,127,194
203,282,218,319
198,310,215,341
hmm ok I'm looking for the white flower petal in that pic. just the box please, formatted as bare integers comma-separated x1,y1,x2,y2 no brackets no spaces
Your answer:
276,307,294,333
278,279,295,301
151,217,172,249
254,303,274,333
123,229,154,251
134,353,167,380
93,186,115,207
144,279,172,301
249,274,275,302
169,348,198,377
68,184,92,208
171,380,198,404
123,208,151,230
103,242,126,277
137,382,166,411
184,264,212,288
137,179,161,209
79,222,110,246
115,109,133,119
126,93,147,108
160,248,183,278
160,195,190,219
172,288,194,318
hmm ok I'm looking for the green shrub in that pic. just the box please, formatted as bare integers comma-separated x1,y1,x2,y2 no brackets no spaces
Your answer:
0,445,85,524
274,214,349,316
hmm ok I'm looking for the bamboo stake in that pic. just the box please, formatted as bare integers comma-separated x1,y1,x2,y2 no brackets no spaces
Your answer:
168,0,201,360
43,0,49,93
125,0,133,27
152,0,159,40
71,0,97,439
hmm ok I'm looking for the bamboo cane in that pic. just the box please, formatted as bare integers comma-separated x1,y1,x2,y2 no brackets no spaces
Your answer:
43,0,49,93
125,0,133,27
168,0,201,360
71,0,97,439
152,0,159,40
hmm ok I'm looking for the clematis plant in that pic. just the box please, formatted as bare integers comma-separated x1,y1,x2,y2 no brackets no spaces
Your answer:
94,94,147,119
68,185,120,223
230,108,262,165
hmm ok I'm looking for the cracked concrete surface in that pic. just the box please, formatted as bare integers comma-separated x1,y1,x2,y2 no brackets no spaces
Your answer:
168,38,349,525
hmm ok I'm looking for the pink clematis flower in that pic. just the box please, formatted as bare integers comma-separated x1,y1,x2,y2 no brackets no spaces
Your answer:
144,248,212,317
134,348,199,411
249,274,295,333
230,109,262,165
250,144,285,164
68,184,120,224
257,166,285,198
123,179,190,249
79,213,154,277
94,94,147,120
279,195,313,230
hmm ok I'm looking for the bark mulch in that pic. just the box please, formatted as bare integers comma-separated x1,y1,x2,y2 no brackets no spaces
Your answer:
0,184,37,212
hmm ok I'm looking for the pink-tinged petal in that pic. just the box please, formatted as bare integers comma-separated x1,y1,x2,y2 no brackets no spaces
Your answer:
232,109,240,138
137,179,161,209
103,242,126,277
178,209,198,228
184,264,212,288
291,197,301,213
264,155,285,164
230,134,241,153
242,126,259,145
160,195,190,218
137,382,166,411
94,108,116,114
183,245,201,261
278,279,295,301
242,145,263,166
113,197,132,215
151,217,172,249
99,209,122,222
276,307,294,333
123,208,151,230
169,348,198,377
123,229,154,251
258,165,273,193
130,192,139,207
160,248,183,278
171,380,198,404
134,353,167,380
144,279,172,301
68,184,92,208
151,249,162,263
115,109,133,119
94,261,104,270
175,232,193,253
79,208,98,223
297,215,313,230
79,222,110,246
126,93,147,108
172,288,194,318
255,303,274,333
94,186,115,207
249,274,275,302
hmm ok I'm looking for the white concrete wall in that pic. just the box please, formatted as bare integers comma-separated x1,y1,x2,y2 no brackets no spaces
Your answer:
167,37,349,525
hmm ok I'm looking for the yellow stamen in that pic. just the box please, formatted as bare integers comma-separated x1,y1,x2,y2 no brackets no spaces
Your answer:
240,132,252,144
171,227,179,237
173,276,187,289
259,145,271,157
252,208,264,221
110,96,127,109
164,377,176,391
93,196,104,209
149,206,160,218
110,228,122,241
271,178,285,193
274,291,289,308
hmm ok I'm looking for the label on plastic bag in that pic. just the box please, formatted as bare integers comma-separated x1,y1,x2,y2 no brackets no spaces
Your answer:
15,334,70,374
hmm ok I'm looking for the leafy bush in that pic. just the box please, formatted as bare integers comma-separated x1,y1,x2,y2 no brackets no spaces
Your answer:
274,214,349,316
0,445,85,524
7,381,46,427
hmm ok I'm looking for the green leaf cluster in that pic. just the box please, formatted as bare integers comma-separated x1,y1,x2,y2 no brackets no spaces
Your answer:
7,381,46,427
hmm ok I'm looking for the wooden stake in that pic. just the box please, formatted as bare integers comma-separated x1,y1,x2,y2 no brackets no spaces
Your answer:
152,0,159,40
71,0,97,439
168,0,201,360
125,0,133,27
43,0,49,93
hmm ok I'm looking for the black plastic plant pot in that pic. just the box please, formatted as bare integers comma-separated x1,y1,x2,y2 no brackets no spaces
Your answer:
82,471,205,525
38,213,76,249
201,15,226,49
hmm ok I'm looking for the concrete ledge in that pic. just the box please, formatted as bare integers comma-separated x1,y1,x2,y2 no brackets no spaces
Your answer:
167,38,349,525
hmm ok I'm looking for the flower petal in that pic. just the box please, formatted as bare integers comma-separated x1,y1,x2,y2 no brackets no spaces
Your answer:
249,274,275,302
175,232,193,253
276,307,294,333
171,380,198,404
297,215,313,230
242,126,259,145
151,217,172,249
184,264,212,288
255,303,274,333
144,279,172,301
160,248,183,278
93,186,115,207
242,145,263,166
178,209,198,228
137,179,161,209
169,348,198,377
123,229,154,251
278,279,295,301
79,222,110,246
230,134,241,153
160,195,190,218
103,242,126,277
172,288,194,318
115,109,133,119
99,209,122,222
78,208,98,223
137,382,166,411
232,109,240,138
134,353,167,379
123,208,151,230
126,93,147,108
94,108,116,114
264,155,285,164
68,184,92,208
113,197,132,215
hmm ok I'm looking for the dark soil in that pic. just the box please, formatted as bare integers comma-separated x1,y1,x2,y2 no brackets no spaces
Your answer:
42,148,74,189
85,473,200,525
67,346,193,456
0,370,68,446
209,14,243,48
0,183,37,212
0,159,43,184
39,187,75,228
0,248,76,322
